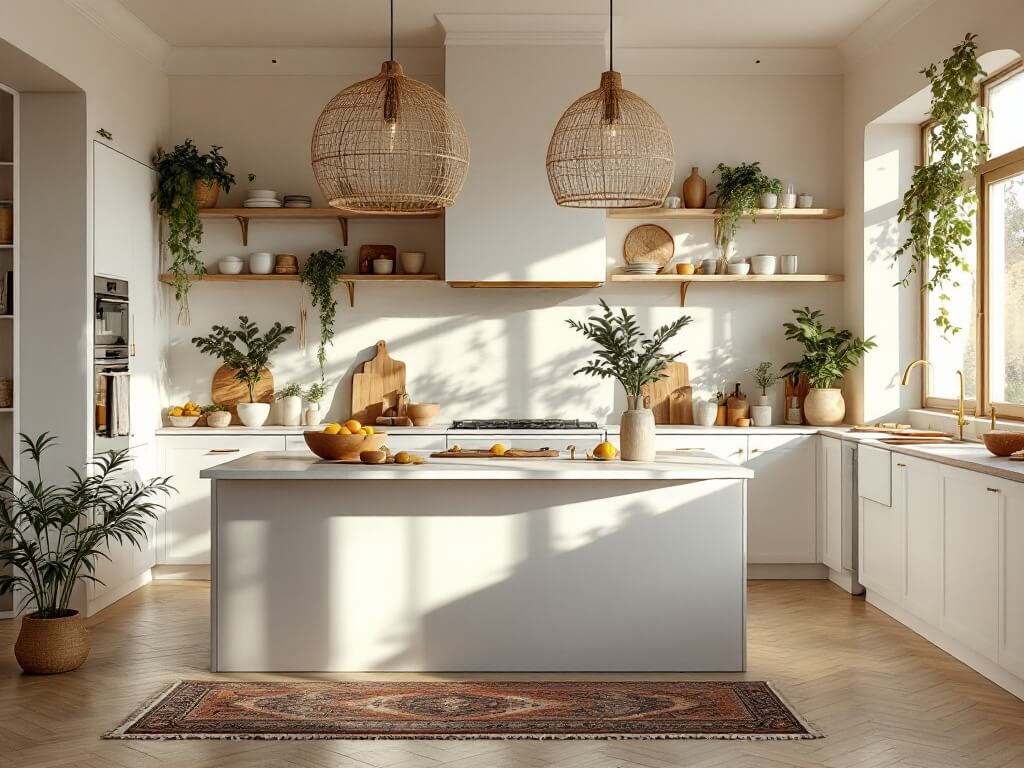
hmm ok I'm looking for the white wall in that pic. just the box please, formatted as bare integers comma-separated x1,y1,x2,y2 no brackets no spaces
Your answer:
166,50,845,423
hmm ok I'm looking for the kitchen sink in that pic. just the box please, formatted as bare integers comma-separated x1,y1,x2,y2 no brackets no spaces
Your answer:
877,438,972,447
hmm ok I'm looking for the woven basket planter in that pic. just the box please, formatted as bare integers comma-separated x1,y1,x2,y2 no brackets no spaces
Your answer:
193,180,221,209
15,611,90,674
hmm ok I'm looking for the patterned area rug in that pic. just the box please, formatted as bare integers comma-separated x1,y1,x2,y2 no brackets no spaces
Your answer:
106,680,821,740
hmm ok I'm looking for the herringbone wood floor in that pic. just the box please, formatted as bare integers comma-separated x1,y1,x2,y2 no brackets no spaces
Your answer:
1,580,1023,767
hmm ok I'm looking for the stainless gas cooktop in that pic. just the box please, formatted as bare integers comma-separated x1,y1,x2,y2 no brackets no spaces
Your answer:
451,419,600,430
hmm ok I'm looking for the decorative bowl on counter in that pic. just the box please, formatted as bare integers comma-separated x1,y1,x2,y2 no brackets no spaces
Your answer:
982,431,1024,457
168,415,201,428
206,411,231,428
407,402,440,426
304,430,387,461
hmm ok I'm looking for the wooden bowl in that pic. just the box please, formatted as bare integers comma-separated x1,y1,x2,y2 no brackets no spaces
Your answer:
304,430,387,460
407,402,440,426
982,431,1024,457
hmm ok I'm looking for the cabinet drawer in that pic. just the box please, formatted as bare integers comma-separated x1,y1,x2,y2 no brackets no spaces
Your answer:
655,435,747,464
858,445,892,506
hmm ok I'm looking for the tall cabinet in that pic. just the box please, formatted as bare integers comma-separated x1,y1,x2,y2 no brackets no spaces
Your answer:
0,86,18,618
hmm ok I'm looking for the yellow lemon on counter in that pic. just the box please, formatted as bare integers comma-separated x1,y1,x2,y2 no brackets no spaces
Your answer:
344,419,362,434
593,441,617,460
394,451,413,464
490,443,507,456
363,425,375,435
323,422,342,435
170,407,184,417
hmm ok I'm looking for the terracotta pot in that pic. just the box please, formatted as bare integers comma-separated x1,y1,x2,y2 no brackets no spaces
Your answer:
15,611,90,674
682,166,707,208
803,388,846,426
193,180,221,209
620,398,655,461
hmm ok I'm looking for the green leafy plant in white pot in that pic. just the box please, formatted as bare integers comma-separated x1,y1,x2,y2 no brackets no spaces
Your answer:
748,362,778,426
302,381,329,426
0,434,173,673
782,308,876,426
275,384,304,427
192,316,295,428
568,300,692,461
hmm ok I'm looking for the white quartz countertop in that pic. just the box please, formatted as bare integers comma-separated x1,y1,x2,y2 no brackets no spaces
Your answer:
157,425,449,436
200,450,755,481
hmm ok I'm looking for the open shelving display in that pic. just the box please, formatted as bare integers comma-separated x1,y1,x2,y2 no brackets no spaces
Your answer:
606,207,844,221
0,85,16,619
610,272,845,306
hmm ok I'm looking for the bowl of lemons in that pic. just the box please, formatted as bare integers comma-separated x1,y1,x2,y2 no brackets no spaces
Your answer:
168,401,202,427
304,419,387,460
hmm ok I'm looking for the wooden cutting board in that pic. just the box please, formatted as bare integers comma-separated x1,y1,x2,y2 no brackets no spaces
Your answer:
211,365,273,424
642,362,690,424
351,340,406,422
430,449,560,459
351,372,384,423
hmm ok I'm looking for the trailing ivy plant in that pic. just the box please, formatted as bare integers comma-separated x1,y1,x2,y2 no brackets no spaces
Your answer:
191,316,294,403
894,33,988,337
299,248,347,377
566,299,693,403
152,140,236,324
781,307,877,389
712,161,781,248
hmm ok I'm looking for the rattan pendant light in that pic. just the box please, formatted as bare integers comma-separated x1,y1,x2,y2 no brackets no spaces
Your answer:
546,0,674,208
311,0,469,214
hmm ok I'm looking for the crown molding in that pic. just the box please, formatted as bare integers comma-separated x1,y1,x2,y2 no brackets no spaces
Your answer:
166,47,444,77
436,14,609,46
63,0,170,70
839,0,939,70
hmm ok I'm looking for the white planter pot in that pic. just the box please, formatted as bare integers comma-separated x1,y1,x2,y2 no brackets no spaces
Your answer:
803,388,846,426
759,192,778,209
750,405,772,427
755,394,770,407
780,193,797,209
695,399,719,427
303,404,321,426
620,403,655,462
206,410,231,428
236,402,271,428
279,395,302,426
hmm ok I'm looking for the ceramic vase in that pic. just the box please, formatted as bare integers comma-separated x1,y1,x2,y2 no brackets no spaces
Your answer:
279,395,302,427
236,402,271,428
206,410,231,428
682,166,707,208
803,388,846,426
759,192,778,209
750,405,772,426
15,611,90,674
303,404,321,426
696,399,719,427
620,396,655,462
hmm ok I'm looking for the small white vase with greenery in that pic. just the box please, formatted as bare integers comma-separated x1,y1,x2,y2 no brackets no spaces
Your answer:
0,434,173,673
781,308,876,427
568,300,692,461
748,362,777,426
275,384,304,427
192,316,294,428
303,381,329,426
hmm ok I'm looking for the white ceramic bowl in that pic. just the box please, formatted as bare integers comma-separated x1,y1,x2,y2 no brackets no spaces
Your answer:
400,251,425,274
218,259,243,275
249,252,274,274
372,258,394,275
750,254,777,275
726,262,751,275
169,415,200,428
247,189,279,200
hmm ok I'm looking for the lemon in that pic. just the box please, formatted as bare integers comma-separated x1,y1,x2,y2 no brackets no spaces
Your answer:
363,425,375,435
337,427,352,435
593,441,617,460
490,443,507,456
323,422,342,435
344,419,362,434
170,407,184,417
394,451,413,464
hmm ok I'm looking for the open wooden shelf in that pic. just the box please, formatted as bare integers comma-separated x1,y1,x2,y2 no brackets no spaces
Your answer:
159,272,441,307
448,281,603,289
607,207,844,221
199,206,442,246
610,272,844,306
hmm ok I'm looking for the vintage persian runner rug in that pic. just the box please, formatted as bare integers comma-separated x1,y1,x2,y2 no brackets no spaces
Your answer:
107,680,821,740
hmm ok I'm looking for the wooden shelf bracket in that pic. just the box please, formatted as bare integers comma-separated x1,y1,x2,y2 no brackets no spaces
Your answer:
342,280,355,307
679,282,691,307
234,215,249,246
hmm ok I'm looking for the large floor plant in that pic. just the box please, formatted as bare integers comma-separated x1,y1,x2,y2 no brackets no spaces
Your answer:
894,33,987,337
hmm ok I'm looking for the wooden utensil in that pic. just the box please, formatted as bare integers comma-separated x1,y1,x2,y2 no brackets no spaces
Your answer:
623,224,674,268
211,365,273,425
429,449,560,459
784,373,810,425
642,362,689,425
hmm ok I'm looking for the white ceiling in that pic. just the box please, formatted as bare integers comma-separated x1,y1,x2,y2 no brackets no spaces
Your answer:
116,0,893,49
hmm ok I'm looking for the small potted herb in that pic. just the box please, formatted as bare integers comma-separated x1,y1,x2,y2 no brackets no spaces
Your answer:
302,381,330,426
748,362,778,426
276,383,304,427
191,316,295,428
782,308,876,426
299,249,347,376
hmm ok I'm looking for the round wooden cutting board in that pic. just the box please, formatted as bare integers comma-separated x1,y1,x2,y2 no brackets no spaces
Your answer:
623,224,674,267
211,365,274,424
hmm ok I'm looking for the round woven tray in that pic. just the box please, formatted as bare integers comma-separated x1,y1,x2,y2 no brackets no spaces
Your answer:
623,224,674,267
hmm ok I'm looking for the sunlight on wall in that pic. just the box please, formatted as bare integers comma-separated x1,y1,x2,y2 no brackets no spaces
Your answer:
864,149,902,214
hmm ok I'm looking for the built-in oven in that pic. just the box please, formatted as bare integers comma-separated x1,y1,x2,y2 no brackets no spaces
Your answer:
94,276,131,451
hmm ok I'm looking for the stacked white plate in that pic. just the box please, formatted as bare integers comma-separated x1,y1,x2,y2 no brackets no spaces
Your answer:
283,194,312,208
624,261,662,275
243,189,281,208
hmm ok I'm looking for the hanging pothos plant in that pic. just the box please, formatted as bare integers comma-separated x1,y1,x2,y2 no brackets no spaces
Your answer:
712,161,781,249
152,140,235,324
894,33,988,337
300,248,347,377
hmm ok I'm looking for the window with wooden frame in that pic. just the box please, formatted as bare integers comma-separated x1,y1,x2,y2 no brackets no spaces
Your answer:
922,59,1024,420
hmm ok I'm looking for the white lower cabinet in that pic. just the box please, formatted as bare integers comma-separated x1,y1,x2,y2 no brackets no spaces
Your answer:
160,435,285,565
999,478,1024,679
902,456,940,625
818,436,843,572
746,435,817,563
859,494,904,605
654,434,747,464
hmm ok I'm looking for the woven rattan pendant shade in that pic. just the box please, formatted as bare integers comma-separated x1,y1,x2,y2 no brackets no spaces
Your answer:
311,60,470,214
547,70,674,208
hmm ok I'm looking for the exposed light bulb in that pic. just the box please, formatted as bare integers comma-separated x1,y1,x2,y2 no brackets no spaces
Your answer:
386,119,397,152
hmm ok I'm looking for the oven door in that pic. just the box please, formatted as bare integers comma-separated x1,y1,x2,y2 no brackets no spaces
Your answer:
95,295,130,356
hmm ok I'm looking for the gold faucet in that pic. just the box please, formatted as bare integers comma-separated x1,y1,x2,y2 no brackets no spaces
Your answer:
990,405,997,432
900,359,968,441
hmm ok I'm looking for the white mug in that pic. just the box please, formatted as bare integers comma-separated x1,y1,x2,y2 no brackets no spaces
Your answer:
662,196,681,209
780,254,798,274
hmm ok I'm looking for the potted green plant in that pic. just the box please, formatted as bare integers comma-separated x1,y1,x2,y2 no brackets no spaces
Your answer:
302,381,330,426
299,249,347,377
191,316,294,428
0,434,173,673
894,34,988,337
276,383,304,427
567,299,692,461
712,161,781,269
748,362,778,426
781,308,877,426
152,140,236,324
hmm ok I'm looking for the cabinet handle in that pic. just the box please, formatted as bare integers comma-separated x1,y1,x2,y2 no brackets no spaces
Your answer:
750,448,763,453
734,448,745,455
207,448,240,455
896,462,907,468
675,447,704,451
987,487,1000,493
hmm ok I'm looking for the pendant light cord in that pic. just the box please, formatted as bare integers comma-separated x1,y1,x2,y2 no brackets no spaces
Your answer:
608,0,613,71
390,0,394,62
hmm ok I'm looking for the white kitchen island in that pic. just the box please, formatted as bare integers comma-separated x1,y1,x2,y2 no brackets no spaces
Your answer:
201,451,753,673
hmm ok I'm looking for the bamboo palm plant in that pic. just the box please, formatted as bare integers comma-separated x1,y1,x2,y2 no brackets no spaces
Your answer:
0,434,174,618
